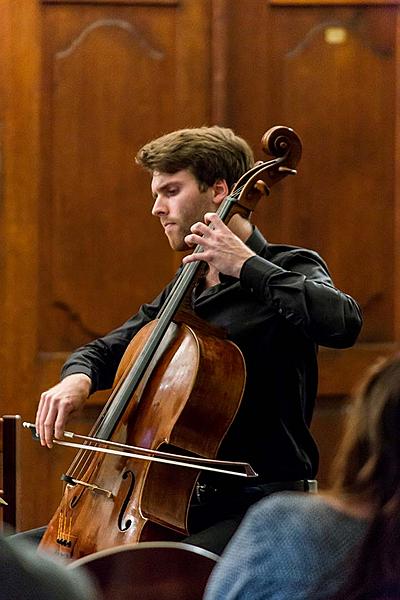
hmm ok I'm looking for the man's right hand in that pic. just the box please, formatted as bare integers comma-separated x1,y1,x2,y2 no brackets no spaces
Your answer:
35,373,92,448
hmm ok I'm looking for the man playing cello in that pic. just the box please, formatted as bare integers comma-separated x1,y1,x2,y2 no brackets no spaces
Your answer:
34,126,362,554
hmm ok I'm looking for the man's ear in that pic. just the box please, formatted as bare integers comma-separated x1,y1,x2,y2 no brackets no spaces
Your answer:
212,179,229,207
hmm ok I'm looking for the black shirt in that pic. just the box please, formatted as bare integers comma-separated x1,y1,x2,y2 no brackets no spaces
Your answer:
62,228,362,484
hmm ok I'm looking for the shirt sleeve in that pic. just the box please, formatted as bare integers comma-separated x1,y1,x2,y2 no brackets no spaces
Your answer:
240,250,362,349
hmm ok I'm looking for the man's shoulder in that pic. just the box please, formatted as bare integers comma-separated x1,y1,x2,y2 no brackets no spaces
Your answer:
249,228,324,264
265,242,322,261
261,241,330,273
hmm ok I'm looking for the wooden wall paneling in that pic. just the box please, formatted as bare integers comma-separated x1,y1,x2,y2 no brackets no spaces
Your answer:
271,0,398,5
0,1,44,530
39,0,211,355
309,394,351,489
220,4,397,338
395,13,400,341
210,0,400,484
0,0,212,529
43,0,178,4
210,0,230,124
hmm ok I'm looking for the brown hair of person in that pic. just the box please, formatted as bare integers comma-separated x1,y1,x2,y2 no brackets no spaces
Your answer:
329,353,400,598
135,126,254,192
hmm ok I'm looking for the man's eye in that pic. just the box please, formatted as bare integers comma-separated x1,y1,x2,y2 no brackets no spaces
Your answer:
167,188,178,196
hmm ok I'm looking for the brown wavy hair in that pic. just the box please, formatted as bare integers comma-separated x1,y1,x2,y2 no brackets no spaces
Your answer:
329,353,400,598
135,126,254,192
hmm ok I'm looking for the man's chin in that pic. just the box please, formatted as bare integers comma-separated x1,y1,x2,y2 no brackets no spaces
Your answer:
166,234,187,252
171,242,190,252
164,225,194,251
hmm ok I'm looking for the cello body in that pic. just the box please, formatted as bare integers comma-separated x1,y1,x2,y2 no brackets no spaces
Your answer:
40,321,246,559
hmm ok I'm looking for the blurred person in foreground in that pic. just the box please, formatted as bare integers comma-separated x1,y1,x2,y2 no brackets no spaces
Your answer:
0,530,98,600
204,352,400,599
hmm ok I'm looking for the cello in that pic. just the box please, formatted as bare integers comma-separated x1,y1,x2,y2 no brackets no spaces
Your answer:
27,126,302,560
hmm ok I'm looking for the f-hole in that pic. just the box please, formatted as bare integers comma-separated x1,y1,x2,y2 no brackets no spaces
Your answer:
118,470,135,531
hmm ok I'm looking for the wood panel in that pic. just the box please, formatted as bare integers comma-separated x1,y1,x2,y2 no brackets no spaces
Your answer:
0,0,212,529
0,0,42,531
272,0,398,5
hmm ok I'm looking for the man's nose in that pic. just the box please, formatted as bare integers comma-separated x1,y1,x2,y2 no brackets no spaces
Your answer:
151,195,168,217
151,196,167,216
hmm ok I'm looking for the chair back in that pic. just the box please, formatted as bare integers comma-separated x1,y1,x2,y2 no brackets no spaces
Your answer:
69,541,219,600
0,415,22,532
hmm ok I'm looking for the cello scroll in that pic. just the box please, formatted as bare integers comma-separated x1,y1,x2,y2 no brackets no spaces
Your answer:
229,126,302,219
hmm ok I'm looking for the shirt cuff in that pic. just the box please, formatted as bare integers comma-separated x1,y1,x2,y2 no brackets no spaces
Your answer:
61,365,96,393
240,255,285,296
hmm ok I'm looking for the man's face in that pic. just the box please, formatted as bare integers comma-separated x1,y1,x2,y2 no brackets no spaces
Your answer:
151,169,219,251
